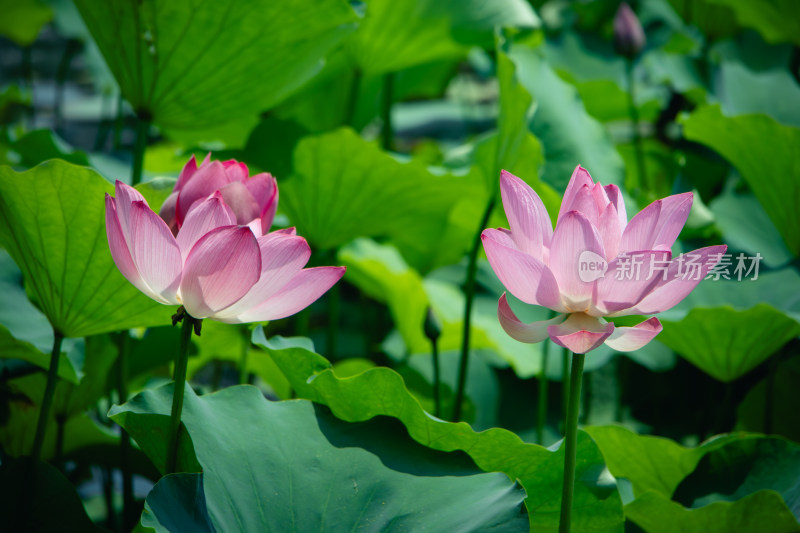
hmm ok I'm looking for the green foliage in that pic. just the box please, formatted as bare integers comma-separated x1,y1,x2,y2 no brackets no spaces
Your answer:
2,0,799,530
659,304,800,382
114,384,530,532
0,323,78,383
705,0,800,46
682,105,800,256
710,186,792,267
339,238,547,378
0,458,107,532
625,490,800,533
674,437,800,512
9,130,90,167
254,332,625,532
0,334,128,460
587,426,800,531
346,0,539,75
585,425,740,497
507,41,625,190
74,0,357,129
0,161,171,337
737,355,800,442
0,0,52,46
281,127,483,270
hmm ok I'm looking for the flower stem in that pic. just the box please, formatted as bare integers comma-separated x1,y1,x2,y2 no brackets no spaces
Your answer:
239,331,250,385
537,311,558,444
131,113,150,186
54,414,66,466
431,336,441,418
582,371,593,424
326,281,340,359
31,330,64,462
113,92,124,150
452,197,496,422
115,331,134,529
21,46,34,128
537,343,550,445
764,353,779,434
561,346,569,432
625,59,648,195
615,356,629,423
53,39,80,135
344,68,362,127
381,72,395,151
559,352,585,533
166,316,194,474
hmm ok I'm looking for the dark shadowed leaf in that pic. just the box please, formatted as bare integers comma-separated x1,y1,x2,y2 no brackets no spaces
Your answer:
0,458,108,532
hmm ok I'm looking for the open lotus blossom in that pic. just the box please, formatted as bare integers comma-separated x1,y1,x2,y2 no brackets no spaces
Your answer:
105,180,344,323
482,166,726,354
159,154,278,237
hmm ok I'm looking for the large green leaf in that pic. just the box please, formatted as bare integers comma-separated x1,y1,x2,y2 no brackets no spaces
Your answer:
346,0,539,75
74,0,357,129
682,105,800,256
658,304,800,382
625,490,800,533
508,40,624,190
704,0,800,46
255,333,625,532
0,160,171,337
112,385,529,532
281,128,483,270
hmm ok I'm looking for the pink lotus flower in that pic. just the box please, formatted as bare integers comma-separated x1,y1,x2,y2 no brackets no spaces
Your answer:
482,166,726,354
105,180,344,323
159,155,278,237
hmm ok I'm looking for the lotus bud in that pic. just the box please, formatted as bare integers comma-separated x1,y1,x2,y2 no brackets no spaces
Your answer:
424,306,442,342
613,3,645,59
